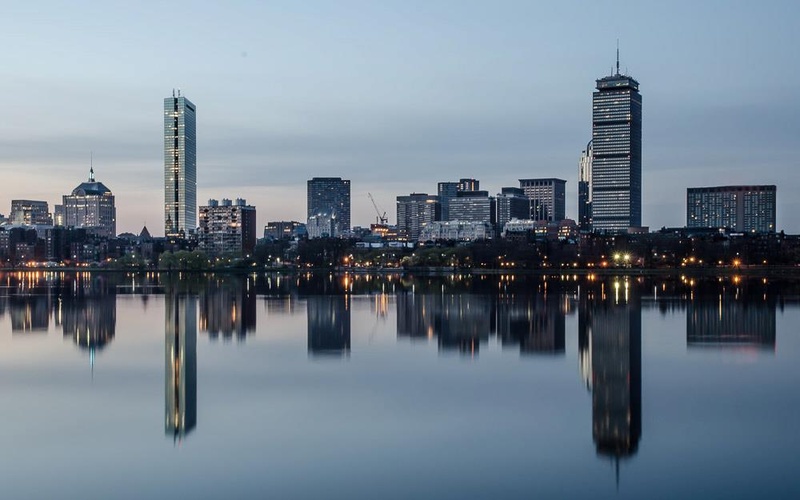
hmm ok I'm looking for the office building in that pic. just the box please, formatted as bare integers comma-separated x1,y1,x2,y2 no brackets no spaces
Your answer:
306,212,341,239
591,53,642,232
449,190,495,225
519,178,566,222
198,198,256,257
307,177,350,234
578,140,593,231
419,220,495,242
495,187,530,230
61,167,116,238
437,178,479,221
264,221,305,240
164,90,197,237
10,200,52,226
686,185,776,233
396,193,440,241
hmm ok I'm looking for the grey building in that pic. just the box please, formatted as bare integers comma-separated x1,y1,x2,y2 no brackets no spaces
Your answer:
396,193,440,241
686,185,776,233
164,90,197,237
519,179,566,222
449,190,495,225
62,168,116,238
578,140,593,231
198,198,257,257
591,56,642,232
307,177,351,233
495,187,530,230
264,221,305,240
10,200,52,226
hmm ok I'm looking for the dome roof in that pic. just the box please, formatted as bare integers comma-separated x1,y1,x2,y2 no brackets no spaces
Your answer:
72,181,112,196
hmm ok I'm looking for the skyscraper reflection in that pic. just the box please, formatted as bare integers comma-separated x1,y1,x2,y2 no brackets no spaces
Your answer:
165,291,197,441
687,296,775,349
307,295,351,355
61,285,116,351
591,282,642,460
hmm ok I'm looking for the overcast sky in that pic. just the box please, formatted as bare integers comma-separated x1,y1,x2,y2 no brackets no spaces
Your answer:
1,0,798,235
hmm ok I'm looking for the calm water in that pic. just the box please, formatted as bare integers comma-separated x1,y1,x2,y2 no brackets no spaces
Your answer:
1,272,799,500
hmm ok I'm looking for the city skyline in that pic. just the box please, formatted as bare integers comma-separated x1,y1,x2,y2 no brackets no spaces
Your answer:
1,2,799,234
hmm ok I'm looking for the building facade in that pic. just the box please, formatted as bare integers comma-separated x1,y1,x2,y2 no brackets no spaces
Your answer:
495,187,531,231
686,185,776,233
437,179,479,221
591,61,642,232
62,168,116,238
449,191,495,225
519,178,566,222
164,91,197,237
396,193,440,241
10,200,52,226
419,220,495,242
264,221,305,240
198,198,257,257
578,140,593,231
307,177,351,234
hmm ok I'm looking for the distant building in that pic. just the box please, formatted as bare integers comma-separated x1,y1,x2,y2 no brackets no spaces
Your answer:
687,185,776,233
437,178,479,221
264,221,305,240
578,140,593,231
10,200,52,226
519,179,566,222
449,190,495,225
495,187,530,230
419,220,494,242
502,218,578,241
307,177,350,234
306,212,340,239
591,56,642,232
198,198,257,257
396,193,440,241
62,167,117,237
164,90,197,237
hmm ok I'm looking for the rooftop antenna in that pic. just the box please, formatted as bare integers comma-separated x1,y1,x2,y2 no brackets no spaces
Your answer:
172,88,176,98
616,39,620,75
89,151,95,182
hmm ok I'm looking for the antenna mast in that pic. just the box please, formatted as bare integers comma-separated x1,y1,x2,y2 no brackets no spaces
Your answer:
616,39,620,75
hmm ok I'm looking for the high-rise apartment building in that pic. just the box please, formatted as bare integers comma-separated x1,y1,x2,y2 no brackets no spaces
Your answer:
396,193,440,241
198,198,257,257
10,200,52,226
578,140,593,231
61,167,116,237
164,90,197,237
307,177,350,233
686,185,776,233
519,178,566,222
591,54,642,232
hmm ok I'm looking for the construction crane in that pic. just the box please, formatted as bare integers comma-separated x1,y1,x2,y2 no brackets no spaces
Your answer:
367,193,388,225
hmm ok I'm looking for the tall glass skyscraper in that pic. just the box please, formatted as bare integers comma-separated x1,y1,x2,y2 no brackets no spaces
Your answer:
591,58,642,232
164,91,197,237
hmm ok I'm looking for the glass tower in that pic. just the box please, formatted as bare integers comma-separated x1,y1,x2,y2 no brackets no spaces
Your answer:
591,59,642,232
164,91,197,237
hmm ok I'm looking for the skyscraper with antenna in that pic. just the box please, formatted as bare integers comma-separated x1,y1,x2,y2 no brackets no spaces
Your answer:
591,45,642,232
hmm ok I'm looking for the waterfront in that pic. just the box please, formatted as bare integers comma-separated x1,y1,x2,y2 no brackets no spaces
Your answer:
0,272,798,499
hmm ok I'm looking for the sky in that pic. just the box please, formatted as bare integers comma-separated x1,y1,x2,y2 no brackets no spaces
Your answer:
1,0,798,235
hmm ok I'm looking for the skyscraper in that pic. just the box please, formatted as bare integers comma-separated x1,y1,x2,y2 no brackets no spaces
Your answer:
578,140,593,231
518,178,566,222
307,177,351,234
396,193,440,241
591,52,642,232
164,90,197,237
61,167,116,237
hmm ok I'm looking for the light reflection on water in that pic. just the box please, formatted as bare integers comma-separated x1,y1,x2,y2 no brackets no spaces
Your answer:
0,272,798,499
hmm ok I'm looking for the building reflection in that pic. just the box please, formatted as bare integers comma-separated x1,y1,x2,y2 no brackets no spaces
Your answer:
199,277,256,341
578,286,593,390
307,295,351,355
687,296,775,349
397,292,494,355
590,281,642,462
9,294,50,333
497,294,565,355
165,291,197,441
61,278,116,352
